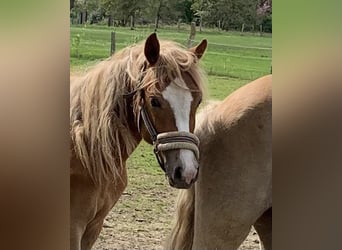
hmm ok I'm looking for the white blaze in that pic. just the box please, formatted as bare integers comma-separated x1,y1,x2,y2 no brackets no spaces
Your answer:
162,77,198,184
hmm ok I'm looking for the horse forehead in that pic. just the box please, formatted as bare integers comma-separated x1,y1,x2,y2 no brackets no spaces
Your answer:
181,71,198,90
161,78,193,131
161,77,192,103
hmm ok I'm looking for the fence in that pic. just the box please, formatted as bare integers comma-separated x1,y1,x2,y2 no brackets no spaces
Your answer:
71,25,272,80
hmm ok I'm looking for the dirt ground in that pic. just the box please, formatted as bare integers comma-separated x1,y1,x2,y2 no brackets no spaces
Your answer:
93,165,260,250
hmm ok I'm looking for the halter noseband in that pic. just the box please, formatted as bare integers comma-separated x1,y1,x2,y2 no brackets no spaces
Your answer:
124,65,200,173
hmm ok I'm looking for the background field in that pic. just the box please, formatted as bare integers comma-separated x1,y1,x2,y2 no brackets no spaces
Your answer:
70,25,272,249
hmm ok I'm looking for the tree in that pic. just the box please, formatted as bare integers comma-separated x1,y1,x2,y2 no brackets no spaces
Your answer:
257,0,272,32
192,0,261,31
70,0,271,33
71,0,102,24
101,0,147,26
154,0,163,31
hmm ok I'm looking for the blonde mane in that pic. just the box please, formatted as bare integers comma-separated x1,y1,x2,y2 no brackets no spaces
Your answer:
165,186,195,250
70,39,206,184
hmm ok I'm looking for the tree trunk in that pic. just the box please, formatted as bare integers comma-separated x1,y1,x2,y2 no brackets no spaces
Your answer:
130,15,134,30
108,15,114,27
80,11,87,24
80,12,84,24
154,0,163,32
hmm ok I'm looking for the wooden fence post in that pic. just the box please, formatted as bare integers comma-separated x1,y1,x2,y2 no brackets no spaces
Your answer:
110,32,115,56
187,22,196,48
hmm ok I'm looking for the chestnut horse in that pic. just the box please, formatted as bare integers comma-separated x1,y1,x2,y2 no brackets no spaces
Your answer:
70,33,207,250
166,75,272,250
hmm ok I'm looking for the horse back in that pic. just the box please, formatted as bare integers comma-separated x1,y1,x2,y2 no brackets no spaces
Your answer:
215,74,271,124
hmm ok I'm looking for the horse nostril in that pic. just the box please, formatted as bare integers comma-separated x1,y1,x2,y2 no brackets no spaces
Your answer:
173,166,183,180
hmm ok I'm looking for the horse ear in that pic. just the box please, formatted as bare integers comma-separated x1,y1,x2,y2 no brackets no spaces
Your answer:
144,33,160,66
190,39,207,59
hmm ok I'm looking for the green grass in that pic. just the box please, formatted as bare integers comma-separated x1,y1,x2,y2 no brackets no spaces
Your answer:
207,76,249,100
70,25,271,80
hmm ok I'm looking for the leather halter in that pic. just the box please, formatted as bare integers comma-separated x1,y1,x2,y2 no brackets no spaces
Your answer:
124,65,200,173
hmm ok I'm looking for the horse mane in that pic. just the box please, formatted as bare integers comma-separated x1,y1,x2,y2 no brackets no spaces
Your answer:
70,39,206,184
165,185,195,250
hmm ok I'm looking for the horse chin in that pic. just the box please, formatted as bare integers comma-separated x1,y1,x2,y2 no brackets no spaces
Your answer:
168,176,194,189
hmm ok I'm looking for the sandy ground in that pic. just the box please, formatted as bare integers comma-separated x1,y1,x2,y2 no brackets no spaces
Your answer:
92,168,261,250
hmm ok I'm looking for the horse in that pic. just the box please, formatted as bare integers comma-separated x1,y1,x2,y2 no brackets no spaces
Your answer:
166,75,272,250
70,33,208,250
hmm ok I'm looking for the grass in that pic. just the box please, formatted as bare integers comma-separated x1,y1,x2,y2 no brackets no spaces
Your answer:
70,25,271,80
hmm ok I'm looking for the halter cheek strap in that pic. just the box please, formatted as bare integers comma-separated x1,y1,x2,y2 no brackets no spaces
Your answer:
139,101,157,142
138,100,166,171
138,101,165,171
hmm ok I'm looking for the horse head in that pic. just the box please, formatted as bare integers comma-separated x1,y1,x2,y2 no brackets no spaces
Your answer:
133,33,207,189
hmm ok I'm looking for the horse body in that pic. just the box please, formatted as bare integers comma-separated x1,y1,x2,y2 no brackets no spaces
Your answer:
167,75,272,250
70,34,207,250
70,152,128,250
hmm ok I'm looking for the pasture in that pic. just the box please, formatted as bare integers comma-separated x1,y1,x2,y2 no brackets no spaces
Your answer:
70,25,272,249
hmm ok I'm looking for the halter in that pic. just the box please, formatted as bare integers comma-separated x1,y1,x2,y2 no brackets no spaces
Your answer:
124,65,200,173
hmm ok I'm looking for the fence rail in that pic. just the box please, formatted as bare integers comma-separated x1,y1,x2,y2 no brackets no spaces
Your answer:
70,25,272,80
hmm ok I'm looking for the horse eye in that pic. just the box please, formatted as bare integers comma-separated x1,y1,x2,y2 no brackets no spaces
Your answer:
150,97,161,107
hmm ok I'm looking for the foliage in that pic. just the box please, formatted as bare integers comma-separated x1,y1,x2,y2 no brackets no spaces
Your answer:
70,0,272,32
260,12,272,32
71,33,81,58
192,0,261,30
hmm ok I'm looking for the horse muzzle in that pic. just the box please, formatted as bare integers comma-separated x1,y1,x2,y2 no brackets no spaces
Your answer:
167,159,199,189
154,131,200,188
